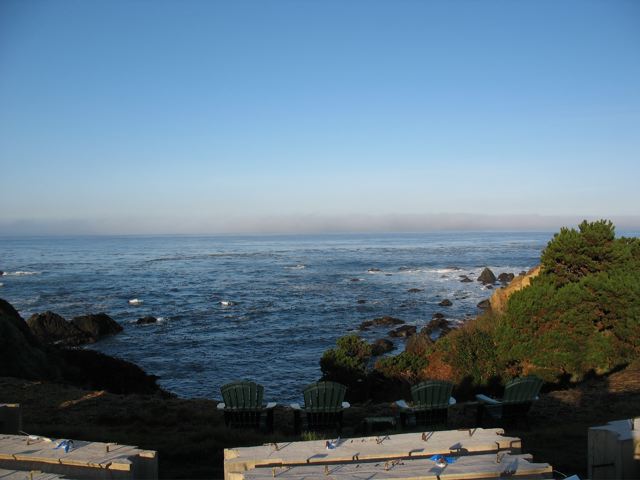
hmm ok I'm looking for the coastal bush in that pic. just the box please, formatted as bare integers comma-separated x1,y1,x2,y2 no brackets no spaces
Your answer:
320,335,372,384
368,219,640,393
375,351,427,382
495,220,640,381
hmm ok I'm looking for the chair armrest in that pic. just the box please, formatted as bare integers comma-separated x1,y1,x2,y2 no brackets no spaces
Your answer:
265,402,277,409
290,403,301,410
394,399,410,410
216,403,226,410
475,394,501,405
341,401,350,409
449,397,457,405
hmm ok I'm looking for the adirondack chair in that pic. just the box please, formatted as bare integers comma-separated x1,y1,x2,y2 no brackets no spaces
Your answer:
291,381,350,434
394,380,456,428
217,381,276,432
476,376,543,427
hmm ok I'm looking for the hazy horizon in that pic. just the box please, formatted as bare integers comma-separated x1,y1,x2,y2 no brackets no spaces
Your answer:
1,1,639,236
2,213,640,237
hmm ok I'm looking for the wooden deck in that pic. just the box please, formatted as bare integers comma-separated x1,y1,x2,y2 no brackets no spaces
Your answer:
0,434,157,480
224,428,546,480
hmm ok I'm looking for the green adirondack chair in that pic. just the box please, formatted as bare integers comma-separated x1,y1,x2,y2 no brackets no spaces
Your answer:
291,381,350,434
394,380,456,428
476,376,543,427
217,381,276,432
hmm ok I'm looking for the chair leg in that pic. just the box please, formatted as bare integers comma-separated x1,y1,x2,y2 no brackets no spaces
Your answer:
294,410,301,435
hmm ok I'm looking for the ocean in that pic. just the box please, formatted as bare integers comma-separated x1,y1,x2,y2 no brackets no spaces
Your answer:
1,232,554,403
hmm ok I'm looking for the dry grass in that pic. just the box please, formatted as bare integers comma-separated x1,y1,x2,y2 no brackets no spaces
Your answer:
2,361,639,479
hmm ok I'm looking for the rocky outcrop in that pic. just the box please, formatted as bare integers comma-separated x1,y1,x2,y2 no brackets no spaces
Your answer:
477,299,491,309
407,288,423,293
490,266,541,313
371,338,395,356
497,272,515,284
0,298,164,396
459,275,473,283
27,311,93,346
359,316,404,330
421,317,453,338
477,267,496,285
388,325,416,338
72,313,123,338
0,299,62,380
438,299,452,307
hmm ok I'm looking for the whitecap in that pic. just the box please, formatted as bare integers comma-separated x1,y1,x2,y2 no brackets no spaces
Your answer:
2,271,39,276
0,282,3,287
128,298,143,305
220,300,236,306
284,264,306,270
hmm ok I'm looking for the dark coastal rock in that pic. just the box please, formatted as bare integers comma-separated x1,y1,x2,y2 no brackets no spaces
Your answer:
459,275,473,283
388,325,416,338
519,270,527,276
438,299,452,307
385,273,393,276
421,317,452,338
368,268,381,272
359,316,404,330
72,313,123,339
498,272,515,284
350,278,361,282
432,312,445,319
485,285,493,289
0,298,62,380
136,316,159,325
371,338,395,356
446,266,461,271
0,298,164,396
477,299,491,309
407,288,423,293
356,299,367,304
27,311,93,346
477,268,497,285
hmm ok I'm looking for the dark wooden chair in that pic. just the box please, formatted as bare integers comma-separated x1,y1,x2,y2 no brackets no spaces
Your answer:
291,381,350,434
476,376,543,427
395,380,456,428
217,381,275,432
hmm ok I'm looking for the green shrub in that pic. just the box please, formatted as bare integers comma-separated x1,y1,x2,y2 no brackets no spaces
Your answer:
375,351,427,381
320,335,372,383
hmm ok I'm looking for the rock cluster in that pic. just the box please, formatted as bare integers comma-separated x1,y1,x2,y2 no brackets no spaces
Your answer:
359,316,404,330
27,311,122,346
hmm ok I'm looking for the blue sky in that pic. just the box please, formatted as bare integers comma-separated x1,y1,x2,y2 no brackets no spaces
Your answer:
1,0,639,234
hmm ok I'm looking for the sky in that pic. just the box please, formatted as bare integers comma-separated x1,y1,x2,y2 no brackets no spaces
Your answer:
1,0,639,235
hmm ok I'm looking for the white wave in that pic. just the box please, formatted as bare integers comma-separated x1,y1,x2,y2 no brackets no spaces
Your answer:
220,300,236,306
156,316,167,322
128,298,143,305
284,264,306,270
434,268,459,274
0,282,3,287
2,271,39,276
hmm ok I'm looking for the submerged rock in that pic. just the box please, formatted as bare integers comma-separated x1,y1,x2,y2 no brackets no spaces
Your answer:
359,316,405,330
477,268,497,285
438,299,452,307
371,338,395,356
459,275,473,283
407,288,423,293
356,299,367,304
136,316,158,325
432,312,445,319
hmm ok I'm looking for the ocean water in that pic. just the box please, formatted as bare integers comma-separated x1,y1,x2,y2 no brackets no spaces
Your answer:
1,232,553,402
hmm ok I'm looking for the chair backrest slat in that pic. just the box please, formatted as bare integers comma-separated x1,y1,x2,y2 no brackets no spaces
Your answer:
303,381,346,411
221,381,264,409
503,376,543,404
411,380,453,409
